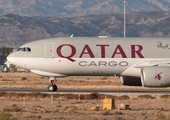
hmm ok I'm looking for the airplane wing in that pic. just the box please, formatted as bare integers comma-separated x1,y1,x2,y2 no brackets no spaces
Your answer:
134,60,170,68
121,59,170,77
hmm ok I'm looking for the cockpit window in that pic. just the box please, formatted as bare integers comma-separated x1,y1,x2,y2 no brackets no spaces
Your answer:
17,47,31,52
22,48,26,51
26,47,31,52
17,48,22,51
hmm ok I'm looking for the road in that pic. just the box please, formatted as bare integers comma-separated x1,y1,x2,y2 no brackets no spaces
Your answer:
0,88,170,95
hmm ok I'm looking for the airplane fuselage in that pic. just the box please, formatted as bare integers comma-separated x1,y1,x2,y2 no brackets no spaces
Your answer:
7,37,170,78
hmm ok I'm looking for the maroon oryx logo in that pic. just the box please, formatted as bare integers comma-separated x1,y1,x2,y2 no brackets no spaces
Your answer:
155,72,163,80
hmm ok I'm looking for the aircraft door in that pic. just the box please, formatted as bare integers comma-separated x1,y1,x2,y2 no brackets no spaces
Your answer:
45,43,54,58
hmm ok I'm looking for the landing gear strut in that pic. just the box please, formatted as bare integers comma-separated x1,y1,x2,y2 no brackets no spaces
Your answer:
48,77,57,91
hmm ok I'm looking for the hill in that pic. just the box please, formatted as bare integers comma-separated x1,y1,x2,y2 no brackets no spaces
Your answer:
1,11,170,48
0,0,170,17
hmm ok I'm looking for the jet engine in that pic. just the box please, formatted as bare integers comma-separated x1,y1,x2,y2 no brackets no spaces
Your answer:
141,66,170,87
120,76,142,86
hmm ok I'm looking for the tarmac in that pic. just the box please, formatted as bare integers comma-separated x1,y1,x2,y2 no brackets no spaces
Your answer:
0,88,170,95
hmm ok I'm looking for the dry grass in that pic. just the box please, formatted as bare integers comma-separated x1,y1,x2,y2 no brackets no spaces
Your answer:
81,93,117,100
63,106,80,114
155,108,164,111
75,93,100,100
0,92,32,99
36,115,42,119
56,105,62,107
52,105,62,113
63,106,69,111
155,108,164,114
2,79,10,81
138,95,154,99
32,105,46,113
139,111,147,115
25,115,42,119
2,73,170,90
101,77,108,80
53,94,60,98
33,105,43,108
0,73,120,90
101,110,111,115
118,95,130,100
43,117,51,120
2,103,21,112
11,103,17,108
0,92,126,101
160,95,170,99
0,93,169,120
21,77,27,80
0,92,110,100
10,103,21,112
114,117,124,120
0,92,6,97
112,110,122,115
0,73,170,120
25,92,50,99
84,93,99,100
63,94,77,100
52,108,59,113
67,106,78,112
105,95,118,99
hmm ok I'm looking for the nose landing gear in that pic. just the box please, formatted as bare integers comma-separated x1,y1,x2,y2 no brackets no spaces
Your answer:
48,77,57,91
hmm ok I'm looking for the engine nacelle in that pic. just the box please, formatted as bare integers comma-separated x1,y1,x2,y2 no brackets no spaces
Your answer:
141,66,170,87
120,76,142,86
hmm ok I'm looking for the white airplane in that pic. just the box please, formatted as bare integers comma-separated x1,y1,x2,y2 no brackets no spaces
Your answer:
7,37,170,91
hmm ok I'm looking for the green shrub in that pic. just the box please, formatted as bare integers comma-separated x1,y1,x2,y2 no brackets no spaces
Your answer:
0,113,11,120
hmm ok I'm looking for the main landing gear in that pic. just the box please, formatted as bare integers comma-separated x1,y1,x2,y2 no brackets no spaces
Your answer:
48,77,57,91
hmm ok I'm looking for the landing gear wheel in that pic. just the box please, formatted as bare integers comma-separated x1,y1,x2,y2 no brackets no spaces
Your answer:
48,85,54,91
48,77,58,91
48,85,58,91
53,85,57,91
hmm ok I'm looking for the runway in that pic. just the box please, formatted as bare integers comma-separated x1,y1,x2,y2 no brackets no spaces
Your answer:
0,88,170,95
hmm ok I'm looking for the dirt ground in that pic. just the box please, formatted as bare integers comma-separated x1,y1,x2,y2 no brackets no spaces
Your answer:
0,73,170,90
0,93,170,120
0,73,170,120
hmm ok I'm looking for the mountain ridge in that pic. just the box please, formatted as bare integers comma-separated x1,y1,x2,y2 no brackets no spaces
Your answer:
0,11,170,48
0,0,170,17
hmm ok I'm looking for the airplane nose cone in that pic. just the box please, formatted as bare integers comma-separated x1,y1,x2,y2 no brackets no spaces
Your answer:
7,53,13,62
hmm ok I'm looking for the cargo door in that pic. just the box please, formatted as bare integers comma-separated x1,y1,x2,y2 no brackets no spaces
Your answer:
45,43,54,58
